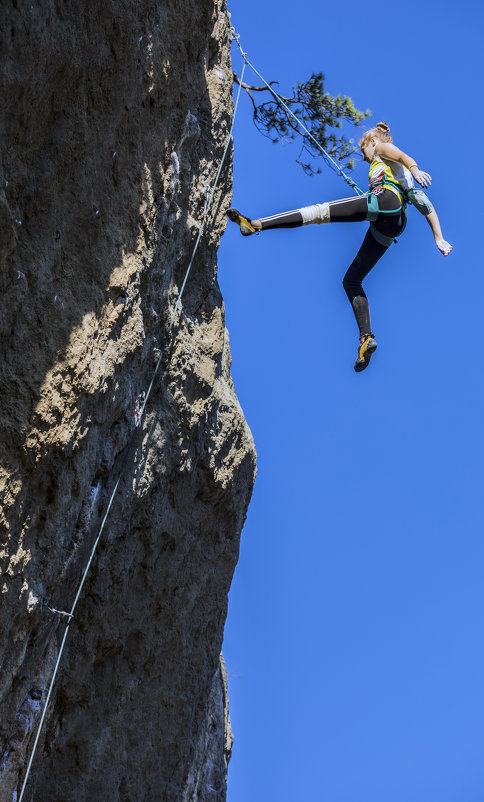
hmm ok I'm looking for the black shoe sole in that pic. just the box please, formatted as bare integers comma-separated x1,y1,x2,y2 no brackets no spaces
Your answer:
227,207,241,223
227,207,255,235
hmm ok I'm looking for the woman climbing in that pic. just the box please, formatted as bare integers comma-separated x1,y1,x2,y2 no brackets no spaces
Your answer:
227,122,452,372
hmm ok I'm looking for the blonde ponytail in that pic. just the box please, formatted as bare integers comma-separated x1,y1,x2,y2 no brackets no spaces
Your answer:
359,121,394,151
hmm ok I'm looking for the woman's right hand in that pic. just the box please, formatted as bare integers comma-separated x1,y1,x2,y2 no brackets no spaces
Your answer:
436,238,453,256
412,168,432,188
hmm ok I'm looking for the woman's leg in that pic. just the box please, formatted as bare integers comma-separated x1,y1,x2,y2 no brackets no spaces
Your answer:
258,203,330,229
233,189,402,233
342,229,388,337
247,195,369,231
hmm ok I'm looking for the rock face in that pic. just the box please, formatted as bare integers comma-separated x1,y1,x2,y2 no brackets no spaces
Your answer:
0,2,256,800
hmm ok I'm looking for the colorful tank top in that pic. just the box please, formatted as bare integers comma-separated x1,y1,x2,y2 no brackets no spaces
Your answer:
369,154,414,203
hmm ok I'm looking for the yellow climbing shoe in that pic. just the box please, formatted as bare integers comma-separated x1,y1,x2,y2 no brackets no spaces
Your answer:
227,207,257,236
354,334,377,373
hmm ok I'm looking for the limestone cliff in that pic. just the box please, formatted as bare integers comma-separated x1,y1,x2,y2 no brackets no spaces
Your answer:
0,2,256,800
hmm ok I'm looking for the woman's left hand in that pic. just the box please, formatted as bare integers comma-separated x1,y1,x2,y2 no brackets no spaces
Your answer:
412,169,432,188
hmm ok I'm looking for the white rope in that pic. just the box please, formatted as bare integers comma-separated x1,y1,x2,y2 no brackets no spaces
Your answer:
17,52,246,802
18,475,122,801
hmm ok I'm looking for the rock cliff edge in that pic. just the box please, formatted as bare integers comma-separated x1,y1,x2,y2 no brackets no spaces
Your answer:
0,2,256,800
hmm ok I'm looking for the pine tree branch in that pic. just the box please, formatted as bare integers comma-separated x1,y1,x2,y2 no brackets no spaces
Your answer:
233,73,291,103
232,70,370,176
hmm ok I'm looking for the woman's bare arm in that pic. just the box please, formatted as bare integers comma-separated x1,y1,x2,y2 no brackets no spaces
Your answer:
424,205,453,255
374,142,431,188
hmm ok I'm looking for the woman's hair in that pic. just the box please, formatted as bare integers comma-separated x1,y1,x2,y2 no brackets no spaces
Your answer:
359,122,393,150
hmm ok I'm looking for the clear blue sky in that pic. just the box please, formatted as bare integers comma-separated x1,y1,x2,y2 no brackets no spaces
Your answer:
220,2,484,801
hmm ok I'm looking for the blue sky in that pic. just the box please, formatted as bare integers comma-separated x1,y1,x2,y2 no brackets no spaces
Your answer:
220,2,484,801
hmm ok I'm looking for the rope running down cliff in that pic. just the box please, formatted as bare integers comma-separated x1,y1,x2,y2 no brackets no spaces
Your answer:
17,54,247,802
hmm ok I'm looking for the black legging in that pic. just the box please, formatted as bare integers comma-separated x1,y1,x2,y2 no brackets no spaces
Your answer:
258,190,406,337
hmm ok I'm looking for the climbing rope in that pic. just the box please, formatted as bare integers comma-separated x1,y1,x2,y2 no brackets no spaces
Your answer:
231,30,365,196
17,54,247,802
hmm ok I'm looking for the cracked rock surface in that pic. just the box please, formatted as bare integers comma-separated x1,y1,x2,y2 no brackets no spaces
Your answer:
0,2,256,800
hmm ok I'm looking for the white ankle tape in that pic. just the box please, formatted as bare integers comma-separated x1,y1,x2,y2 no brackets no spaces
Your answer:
300,202,330,225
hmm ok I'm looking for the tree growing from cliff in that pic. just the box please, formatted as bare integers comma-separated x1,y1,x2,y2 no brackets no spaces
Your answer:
234,71,370,176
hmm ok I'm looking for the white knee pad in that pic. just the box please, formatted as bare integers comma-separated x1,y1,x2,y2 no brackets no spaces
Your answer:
300,202,330,225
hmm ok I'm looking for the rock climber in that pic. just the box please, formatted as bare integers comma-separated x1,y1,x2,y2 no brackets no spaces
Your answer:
227,122,452,372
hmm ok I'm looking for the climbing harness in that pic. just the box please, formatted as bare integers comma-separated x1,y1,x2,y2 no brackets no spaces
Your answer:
366,176,433,247
366,177,405,220
17,52,247,802
365,175,408,246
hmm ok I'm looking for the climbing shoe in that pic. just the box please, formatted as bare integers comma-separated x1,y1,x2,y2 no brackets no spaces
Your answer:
354,334,377,373
227,208,257,236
